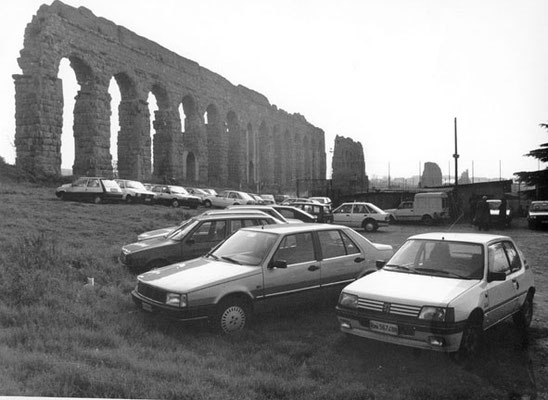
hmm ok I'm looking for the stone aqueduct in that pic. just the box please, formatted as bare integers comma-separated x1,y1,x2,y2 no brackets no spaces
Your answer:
14,1,326,191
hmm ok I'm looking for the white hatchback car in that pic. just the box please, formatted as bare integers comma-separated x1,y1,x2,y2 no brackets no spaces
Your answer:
336,232,535,359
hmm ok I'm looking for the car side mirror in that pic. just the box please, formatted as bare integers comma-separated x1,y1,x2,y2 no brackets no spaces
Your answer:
268,260,288,269
487,271,506,282
376,260,387,270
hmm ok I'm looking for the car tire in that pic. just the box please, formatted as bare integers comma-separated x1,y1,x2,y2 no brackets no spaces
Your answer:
421,215,433,225
126,195,133,204
362,219,378,232
93,195,102,204
204,200,212,208
58,192,66,201
389,215,396,224
171,199,180,208
454,319,483,363
513,293,534,329
213,297,251,334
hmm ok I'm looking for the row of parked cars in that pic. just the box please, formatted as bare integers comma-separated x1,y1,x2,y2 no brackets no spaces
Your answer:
122,201,535,361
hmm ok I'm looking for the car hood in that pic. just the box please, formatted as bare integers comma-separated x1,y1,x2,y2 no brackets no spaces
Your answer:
384,208,397,213
123,236,177,253
138,257,260,292
137,226,178,241
343,269,479,306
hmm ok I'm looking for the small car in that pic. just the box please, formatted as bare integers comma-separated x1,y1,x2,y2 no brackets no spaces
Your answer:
120,211,281,272
271,205,317,223
332,202,390,232
527,200,548,230
55,177,123,204
260,194,276,205
131,223,394,333
115,179,155,204
249,193,266,205
308,196,332,210
137,209,284,241
186,187,210,204
336,232,535,359
226,205,301,223
290,202,333,223
149,185,201,208
487,199,512,228
203,190,256,208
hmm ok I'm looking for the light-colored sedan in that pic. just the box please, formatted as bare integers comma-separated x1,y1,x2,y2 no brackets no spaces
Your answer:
203,190,256,208
115,179,155,204
131,223,394,333
332,202,390,232
336,232,535,360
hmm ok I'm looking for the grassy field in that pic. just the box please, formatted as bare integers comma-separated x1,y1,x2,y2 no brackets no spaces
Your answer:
0,179,546,399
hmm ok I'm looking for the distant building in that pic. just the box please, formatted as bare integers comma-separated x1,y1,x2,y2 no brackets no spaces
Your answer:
332,135,368,194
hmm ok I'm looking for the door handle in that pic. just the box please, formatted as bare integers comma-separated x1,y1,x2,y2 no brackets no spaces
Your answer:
354,257,365,263
512,279,519,290
308,265,320,271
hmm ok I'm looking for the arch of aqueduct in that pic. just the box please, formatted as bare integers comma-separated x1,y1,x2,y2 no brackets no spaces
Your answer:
14,1,326,191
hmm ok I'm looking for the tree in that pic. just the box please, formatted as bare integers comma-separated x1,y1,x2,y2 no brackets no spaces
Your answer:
515,123,548,198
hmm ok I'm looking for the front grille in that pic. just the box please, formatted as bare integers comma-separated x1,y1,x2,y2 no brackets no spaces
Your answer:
137,282,166,304
357,298,421,318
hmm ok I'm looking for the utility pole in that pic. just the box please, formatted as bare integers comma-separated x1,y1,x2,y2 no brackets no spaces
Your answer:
453,117,459,189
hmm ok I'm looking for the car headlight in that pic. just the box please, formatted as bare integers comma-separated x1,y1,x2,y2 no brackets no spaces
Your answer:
418,306,453,322
338,293,358,309
165,293,187,308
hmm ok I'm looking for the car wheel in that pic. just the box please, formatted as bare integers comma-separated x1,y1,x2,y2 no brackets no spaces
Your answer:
58,192,66,201
93,195,102,204
389,215,396,224
204,200,212,208
171,199,180,208
125,195,133,204
513,293,534,329
421,215,433,225
362,219,378,232
455,319,483,362
214,297,250,334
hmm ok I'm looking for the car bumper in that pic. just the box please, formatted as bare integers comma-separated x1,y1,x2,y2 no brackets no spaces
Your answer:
336,307,464,352
131,290,214,322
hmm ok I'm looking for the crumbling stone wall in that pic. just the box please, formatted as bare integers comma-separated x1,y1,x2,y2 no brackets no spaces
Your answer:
331,135,368,194
14,1,326,191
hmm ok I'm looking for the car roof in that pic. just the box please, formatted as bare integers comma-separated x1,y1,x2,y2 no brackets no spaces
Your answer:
407,232,512,245
196,212,276,221
199,209,273,216
241,223,347,235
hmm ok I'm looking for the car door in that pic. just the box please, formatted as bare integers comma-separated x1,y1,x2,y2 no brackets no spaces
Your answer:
484,241,521,328
85,178,103,200
261,232,321,307
350,204,371,227
183,220,228,260
316,229,366,296
333,204,354,226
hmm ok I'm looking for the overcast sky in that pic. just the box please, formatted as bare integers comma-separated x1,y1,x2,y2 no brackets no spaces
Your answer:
1,0,548,180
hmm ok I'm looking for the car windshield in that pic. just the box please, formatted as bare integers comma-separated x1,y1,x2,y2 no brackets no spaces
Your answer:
171,186,189,194
384,239,484,280
166,219,199,240
208,230,279,266
531,202,548,211
126,180,146,190
102,180,119,189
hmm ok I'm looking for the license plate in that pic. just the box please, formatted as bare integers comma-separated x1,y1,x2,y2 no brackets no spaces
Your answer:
142,302,153,312
370,320,398,336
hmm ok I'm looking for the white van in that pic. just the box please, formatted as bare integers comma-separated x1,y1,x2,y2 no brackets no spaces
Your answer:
385,192,450,225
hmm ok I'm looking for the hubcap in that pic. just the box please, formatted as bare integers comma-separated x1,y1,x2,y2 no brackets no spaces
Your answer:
220,306,246,333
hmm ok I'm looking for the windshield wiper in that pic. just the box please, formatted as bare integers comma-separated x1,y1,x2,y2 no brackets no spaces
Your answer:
414,268,466,279
385,264,416,273
221,256,242,265
206,253,220,261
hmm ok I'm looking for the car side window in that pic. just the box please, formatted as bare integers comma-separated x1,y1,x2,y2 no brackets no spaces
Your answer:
488,242,511,274
189,221,227,242
88,179,100,187
340,231,360,255
353,204,366,214
273,233,315,265
318,230,347,259
502,241,521,273
337,204,352,214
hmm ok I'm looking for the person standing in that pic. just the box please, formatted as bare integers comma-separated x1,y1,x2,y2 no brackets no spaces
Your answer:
498,196,508,228
475,196,490,231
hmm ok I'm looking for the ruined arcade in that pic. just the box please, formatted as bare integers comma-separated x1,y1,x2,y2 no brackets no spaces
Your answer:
13,1,326,191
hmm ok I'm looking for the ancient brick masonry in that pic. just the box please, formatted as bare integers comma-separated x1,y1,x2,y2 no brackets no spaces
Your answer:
14,1,326,191
331,135,368,194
